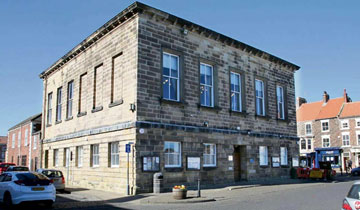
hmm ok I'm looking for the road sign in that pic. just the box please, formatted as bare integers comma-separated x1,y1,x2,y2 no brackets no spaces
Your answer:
125,144,131,153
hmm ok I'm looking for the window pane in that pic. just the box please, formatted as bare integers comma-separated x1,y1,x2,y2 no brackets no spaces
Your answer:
200,66,206,84
162,77,169,99
170,56,178,76
169,78,177,100
163,54,170,75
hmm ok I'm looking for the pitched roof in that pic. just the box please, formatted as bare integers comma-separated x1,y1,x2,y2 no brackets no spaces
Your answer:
297,97,344,122
8,113,42,131
39,2,300,79
340,102,360,118
296,101,323,122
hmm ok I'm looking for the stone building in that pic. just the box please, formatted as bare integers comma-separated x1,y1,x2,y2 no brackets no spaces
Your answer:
39,2,300,194
296,90,360,171
0,136,7,163
6,114,41,170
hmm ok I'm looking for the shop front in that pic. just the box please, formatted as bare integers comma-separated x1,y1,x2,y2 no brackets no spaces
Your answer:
314,147,342,169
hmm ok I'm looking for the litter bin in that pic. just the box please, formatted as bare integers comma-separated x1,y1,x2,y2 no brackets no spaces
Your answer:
153,172,163,194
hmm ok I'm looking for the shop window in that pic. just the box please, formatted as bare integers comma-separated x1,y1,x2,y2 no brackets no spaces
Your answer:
164,141,181,168
259,146,268,166
203,143,216,167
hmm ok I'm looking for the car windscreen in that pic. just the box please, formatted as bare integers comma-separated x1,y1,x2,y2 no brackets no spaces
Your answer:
348,184,360,199
42,170,63,178
10,167,29,171
15,173,51,186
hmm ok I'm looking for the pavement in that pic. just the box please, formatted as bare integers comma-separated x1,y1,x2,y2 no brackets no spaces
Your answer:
57,175,356,206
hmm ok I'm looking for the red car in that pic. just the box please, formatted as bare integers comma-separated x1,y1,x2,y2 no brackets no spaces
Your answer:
0,163,16,174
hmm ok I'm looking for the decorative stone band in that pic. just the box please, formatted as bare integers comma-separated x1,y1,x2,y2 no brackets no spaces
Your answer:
43,121,135,143
136,121,299,141
43,120,299,143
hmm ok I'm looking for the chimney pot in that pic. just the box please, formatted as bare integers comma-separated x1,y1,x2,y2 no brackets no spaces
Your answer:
323,91,329,103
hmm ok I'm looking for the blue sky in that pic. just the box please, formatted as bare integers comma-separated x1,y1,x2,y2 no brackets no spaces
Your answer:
0,0,359,136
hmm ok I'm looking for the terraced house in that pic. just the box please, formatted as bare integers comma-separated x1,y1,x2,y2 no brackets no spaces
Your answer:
39,2,300,194
297,90,360,171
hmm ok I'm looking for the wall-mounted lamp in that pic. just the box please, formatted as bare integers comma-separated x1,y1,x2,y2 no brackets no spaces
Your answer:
181,28,188,35
130,103,136,112
203,121,209,127
236,126,241,131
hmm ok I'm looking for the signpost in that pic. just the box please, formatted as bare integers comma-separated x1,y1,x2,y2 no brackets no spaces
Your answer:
126,143,132,195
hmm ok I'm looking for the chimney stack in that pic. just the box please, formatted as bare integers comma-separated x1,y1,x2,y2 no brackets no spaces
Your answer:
296,97,307,109
323,91,329,104
344,89,349,103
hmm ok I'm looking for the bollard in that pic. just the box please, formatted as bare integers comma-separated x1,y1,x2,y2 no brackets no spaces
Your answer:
197,179,201,198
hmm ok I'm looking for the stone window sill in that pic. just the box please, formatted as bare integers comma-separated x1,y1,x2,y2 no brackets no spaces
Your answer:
159,97,187,106
55,120,62,125
164,167,183,172
229,109,247,117
92,106,103,113
77,112,87,118
197,104,222,112
65,116,73,121
255,115,271,121
109,99,123,108
46,124,52,128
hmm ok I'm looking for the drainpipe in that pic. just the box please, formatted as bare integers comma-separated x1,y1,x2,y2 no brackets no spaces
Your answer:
5,131,9,163
29,121,33,170
40,77,48,168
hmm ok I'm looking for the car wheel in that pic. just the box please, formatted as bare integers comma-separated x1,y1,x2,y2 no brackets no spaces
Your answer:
3,192,12,207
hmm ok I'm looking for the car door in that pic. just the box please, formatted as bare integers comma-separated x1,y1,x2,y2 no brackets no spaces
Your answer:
0,174,6,201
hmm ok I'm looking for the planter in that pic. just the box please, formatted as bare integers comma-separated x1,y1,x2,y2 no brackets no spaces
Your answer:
172,188,187,200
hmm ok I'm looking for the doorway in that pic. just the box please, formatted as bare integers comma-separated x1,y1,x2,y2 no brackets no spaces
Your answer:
233,145,246,182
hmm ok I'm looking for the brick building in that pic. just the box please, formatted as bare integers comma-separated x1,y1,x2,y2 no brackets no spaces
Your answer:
296,90,360,171
6,114,42,170
39,2,300,194
0,136,7,163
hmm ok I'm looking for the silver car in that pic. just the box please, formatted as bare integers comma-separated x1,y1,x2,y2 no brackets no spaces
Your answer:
36,169,65,192
342,181,360,210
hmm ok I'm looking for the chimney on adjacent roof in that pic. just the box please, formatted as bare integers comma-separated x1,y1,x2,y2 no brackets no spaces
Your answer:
323,91,329,104
344,89,349,103
296,97,307,109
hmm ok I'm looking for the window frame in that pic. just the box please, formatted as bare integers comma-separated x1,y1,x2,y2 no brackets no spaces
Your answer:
280,147,288,166
110,142,120,167
340,119,350,130
300,139,306,150
33,135,37,150
17,131,20,148
307,139,312,150
24,129,28,146
276,85,285,120
321,120,330,132
342,132,350,147
53,149,59,167
305,122,312,136
255,79,266,116
200,62,214,107
162,52,180,102
76,146,83,167
322,135,331,148
357,131,360,146
164,141,181,168
230,71,242,112
203,143,216,167
91,144,100,167
259,146,268,166
47,92,53,125
111,52,123,104
12,133,15,148
66,81,74,119
356,119,360,128
56,87,62,122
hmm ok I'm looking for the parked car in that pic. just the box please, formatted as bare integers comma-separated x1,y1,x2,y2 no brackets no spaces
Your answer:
351,167,360,176
36,169,65,191
0,172,56,207
0,163,16,174
342,181,360,210
6,166,29,172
